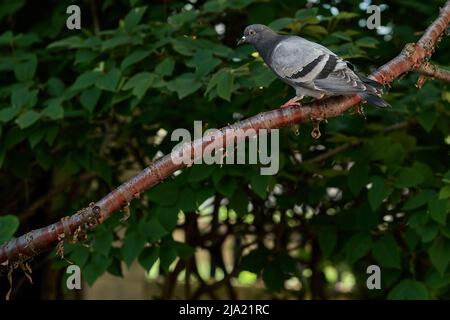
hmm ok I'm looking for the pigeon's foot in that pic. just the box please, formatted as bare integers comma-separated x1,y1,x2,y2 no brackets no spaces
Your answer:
281,97,302,108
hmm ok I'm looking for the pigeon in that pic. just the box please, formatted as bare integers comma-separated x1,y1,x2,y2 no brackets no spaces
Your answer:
237,24,389,108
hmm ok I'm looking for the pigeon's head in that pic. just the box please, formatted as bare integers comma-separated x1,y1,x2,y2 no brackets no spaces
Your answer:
237,24,276,46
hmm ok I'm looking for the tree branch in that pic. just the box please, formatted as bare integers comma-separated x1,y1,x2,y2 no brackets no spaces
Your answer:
414,62,450,82
1,1,449,271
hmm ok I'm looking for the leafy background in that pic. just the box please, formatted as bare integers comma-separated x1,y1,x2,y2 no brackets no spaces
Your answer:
0,0,449,299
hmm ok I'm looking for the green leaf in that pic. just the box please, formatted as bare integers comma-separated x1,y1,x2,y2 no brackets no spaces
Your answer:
160,242,178,272
439,185,450,199
93,232,113,257
195,188,215,207
45,125,59,146
428,238,450,276
177,188,197,212
186,51,221,76
71,71,101,91
101,35,131,51
420,224,439,243
69,245,90,268
334,43,366,59
214,175,237,198
75,50,96,65
14,55,37,81
138,246,160,271
402,190,435,211
188,164,215,182
203,0,254,12
372,235,401,268
42,98,64,120
155,58,175,77
83,254,111,286
107,256,123,277
4,127,26,150
47,77,65,96
167,73,202,99
318,228,337,256
417,109,437,132
333,12,360,20
121,50,150,70
95,69,121,92
388,280,429,300
368,176,393,211
123,72,158,99
155,206,179,231
295,8,318,20
250,173,269,198
169,10,198,25
80,88,101,113
140,218,168,242
395,167,424,188
428,198,448,225
15,110,41,129
355,37,380,48
302,25,328,38
263,262,285,291
28,128,45,149
0,215,19,244
147,182,179,206
268,18,295,31
249,62,276,87
348,162,369,195
11,87,37,108
207,69,234,101
425,269,450,289
229,189,249,217
121,231,146,267
124,6,147,32
173,241,194,258
0,106,19,123
344,232,372,263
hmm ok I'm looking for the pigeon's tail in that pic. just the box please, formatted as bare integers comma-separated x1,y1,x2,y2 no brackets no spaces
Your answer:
358,92,390,108
357,74,390,108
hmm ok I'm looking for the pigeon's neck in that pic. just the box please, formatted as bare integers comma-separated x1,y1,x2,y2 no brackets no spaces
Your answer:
254,34,284,63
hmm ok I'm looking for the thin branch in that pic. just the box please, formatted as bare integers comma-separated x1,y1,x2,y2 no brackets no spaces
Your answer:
18,173,95,222
414,62,450,82
88,0,100,35
305,142,359,164
1,1,449,270
305,120,411,164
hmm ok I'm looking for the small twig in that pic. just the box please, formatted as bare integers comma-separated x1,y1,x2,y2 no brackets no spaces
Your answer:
382,121,410,132
306,142,359,164
18,173,95,222
88,0,100,34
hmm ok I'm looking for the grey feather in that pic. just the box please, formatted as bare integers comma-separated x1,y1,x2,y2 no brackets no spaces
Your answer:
239,24,389,108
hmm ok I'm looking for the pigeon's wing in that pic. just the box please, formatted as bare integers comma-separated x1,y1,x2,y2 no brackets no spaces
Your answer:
312,61,377,94
269,37,342,85
270,36,378,95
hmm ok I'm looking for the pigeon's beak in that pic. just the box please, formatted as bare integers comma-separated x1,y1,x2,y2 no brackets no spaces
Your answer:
237,36,246,46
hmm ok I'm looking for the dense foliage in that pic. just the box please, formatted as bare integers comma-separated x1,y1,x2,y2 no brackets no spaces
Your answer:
0,0,449,299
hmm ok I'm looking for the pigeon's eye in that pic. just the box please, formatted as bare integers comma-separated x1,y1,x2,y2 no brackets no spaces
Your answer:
249,29,256,36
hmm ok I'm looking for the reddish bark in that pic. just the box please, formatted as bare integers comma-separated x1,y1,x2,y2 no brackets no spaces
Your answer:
415,62,450,83
1,1,449,270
